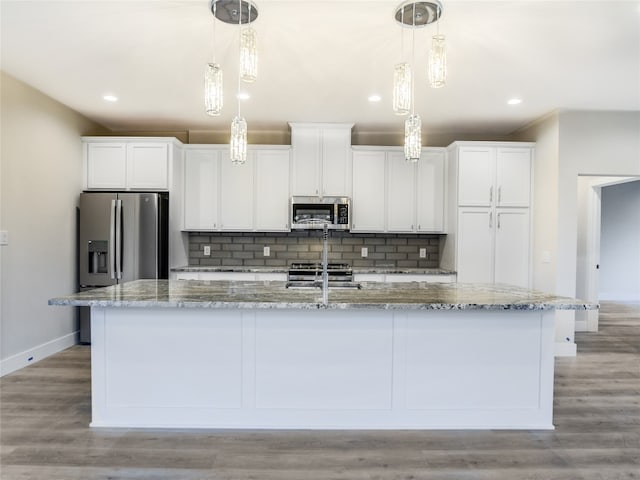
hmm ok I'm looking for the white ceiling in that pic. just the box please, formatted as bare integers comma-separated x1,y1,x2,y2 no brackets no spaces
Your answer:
2,0,639,144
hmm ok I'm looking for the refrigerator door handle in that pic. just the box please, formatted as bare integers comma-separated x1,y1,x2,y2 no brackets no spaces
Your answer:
115,199,123,280
109,199,117,280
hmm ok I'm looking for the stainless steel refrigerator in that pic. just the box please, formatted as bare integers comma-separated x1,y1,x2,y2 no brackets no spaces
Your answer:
78,192,169,343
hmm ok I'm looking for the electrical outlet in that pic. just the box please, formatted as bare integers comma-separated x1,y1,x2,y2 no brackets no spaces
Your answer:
0,230,8,246
203,245,211,256
419,248,427,258
361,247,368,258
263,246,270,257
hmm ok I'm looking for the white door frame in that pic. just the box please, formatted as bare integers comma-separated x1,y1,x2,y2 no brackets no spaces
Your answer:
579,175,639,332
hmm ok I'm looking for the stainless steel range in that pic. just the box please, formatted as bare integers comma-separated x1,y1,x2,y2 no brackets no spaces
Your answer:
286,262,360,289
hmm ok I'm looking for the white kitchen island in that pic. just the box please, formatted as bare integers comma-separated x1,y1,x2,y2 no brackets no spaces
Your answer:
49,280,594,430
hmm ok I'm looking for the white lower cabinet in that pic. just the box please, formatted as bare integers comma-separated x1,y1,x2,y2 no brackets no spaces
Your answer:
493,209,531,287
351,147,446,233
176,272,287,281
353,273,455,283
456,207,530,287
183,146,290,232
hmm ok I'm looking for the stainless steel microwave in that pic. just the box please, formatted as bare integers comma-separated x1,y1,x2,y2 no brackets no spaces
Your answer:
290,196,351,230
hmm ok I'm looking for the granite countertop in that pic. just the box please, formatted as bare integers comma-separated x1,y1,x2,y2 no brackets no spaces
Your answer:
49,279,596,311
171,266,456,275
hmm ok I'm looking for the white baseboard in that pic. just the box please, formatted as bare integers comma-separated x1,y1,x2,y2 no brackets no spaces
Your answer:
599,292,640,302
0,331,78,377
575,319,588,332
555,341,577,357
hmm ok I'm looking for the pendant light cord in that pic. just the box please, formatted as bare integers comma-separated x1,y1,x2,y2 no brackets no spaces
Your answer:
237,0,242,117
212,1,217,62
400,6,405,62
411,3,416,116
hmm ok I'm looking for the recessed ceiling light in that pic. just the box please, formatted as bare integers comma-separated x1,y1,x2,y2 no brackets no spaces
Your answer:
368,94,382,102
237,92,250,100
507,98,522,105
103,94,118,102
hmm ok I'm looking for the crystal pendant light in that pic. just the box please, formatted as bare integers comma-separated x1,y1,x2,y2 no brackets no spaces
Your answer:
428,4,446,88
204,1,223,116
230,116,248,165
240,24,257,82
205,63,223,116
229,0,248,165
404,114,422,162
393,63,411,116
392,6,410,116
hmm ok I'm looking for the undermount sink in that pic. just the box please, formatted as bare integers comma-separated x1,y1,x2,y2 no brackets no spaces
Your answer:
285,281,362,290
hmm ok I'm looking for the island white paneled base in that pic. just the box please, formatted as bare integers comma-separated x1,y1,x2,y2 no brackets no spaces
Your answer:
90,307,555,430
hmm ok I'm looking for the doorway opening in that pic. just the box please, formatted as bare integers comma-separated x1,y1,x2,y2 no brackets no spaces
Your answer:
576,175,640,332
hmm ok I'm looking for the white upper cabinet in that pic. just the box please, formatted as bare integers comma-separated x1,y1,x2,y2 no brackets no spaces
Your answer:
290,123,353,196
183,145,290,232
85,143,127,189
351,150,386,232
416,150,446,232
219,150,254,231
127,143,169,189
387,151,416,232
183,148,220,230
495,148,532,207
457,147,493,206
456,145,532,207
254,149,290,231
83,137,176,190
351,147,446,233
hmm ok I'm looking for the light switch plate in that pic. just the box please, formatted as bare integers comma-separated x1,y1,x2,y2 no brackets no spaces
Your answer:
361,247,368,258
203,245,211,256
0,230,8,246
419,248,427,258
263,246,270,257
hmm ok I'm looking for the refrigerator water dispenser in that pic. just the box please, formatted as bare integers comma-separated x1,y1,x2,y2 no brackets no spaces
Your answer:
87,240,108,274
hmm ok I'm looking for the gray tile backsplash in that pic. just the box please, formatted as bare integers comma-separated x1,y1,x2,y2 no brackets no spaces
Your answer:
188,231,443,268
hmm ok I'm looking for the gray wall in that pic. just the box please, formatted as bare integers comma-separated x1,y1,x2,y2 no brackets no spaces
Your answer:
600,180,640,301
0,72,107,374
188,232,442,269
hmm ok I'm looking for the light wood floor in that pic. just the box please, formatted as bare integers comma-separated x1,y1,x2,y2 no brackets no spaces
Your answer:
1,302,638,480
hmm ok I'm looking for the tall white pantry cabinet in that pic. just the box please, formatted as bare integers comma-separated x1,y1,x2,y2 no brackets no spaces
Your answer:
441,142,534,288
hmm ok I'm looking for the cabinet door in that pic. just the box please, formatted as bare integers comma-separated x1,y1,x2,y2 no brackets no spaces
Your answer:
291,126,321,195
86,143,127,189
496,148,531,207
183,149,219,230
494,208,530,288
255,149,290,231
387,151,416,232
351,150,386,232
127,143,169,190
456,207,493,283
219,150,254,230
416,151,445,232
457,147,493,206
321,127,352,196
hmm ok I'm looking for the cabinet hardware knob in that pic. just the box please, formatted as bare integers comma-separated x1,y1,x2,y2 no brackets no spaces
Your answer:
489,186,493,203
